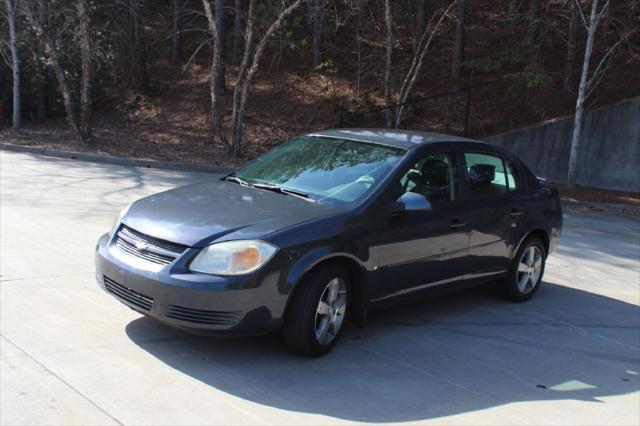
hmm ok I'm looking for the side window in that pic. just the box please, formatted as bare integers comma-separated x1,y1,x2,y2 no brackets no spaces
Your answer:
464,152,514,197
398,152,458,205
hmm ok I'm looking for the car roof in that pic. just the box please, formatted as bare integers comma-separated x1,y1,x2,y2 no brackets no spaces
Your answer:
306,128,483,150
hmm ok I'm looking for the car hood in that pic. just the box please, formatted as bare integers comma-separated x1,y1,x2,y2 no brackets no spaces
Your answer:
122,180,340,247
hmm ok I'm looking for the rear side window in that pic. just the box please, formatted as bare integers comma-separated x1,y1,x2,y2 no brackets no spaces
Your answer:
464,152,518,197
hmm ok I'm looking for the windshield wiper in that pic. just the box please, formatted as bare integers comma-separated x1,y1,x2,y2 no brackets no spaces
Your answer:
252,183,315,203
223,175,252,187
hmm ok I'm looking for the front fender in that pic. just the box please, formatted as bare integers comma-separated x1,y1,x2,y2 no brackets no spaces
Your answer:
283,246,369,293
281,245,372,327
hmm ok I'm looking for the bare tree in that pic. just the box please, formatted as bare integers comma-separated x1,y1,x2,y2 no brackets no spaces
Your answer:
311,0,324,68
34,0,46,121
232,0,242,64
563,0,578,94
227,0,254,152
171,0,183,62
414,0,428,54
23,0,84,140
78,0,92,139
383,0,393,127
202,0,227,144
214,0,225,94
4,0,20,129
451,0,466,79
526,0,539,49
394,2,455,128
129,0,148,91
229,0,303,154
567,0,623,186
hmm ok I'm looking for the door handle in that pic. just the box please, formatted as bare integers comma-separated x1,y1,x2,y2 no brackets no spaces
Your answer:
509,208,524,218
449,219,468,229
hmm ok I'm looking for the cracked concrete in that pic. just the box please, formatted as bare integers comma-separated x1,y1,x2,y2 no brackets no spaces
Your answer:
1,150,639,425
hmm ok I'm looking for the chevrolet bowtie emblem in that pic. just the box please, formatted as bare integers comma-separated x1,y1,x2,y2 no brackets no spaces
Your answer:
135,241,149,251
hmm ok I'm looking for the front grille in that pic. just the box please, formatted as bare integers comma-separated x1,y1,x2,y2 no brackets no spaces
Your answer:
115,225,187,265
166,305,241,325
104,276,154,311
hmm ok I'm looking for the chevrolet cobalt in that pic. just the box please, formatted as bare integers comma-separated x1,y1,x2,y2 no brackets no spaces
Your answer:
95,129,562,356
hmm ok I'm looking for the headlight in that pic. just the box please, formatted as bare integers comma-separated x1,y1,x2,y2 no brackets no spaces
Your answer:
109,203,132,237
189,240,278,275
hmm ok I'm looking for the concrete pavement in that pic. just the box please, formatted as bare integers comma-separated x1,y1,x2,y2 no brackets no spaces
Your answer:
1,150,639,425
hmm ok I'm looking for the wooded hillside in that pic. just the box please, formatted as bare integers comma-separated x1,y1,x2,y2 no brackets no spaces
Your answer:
1,0,638,166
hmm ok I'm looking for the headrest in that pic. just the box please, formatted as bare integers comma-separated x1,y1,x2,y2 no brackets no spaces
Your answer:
421,158,449,177
469,164,495,185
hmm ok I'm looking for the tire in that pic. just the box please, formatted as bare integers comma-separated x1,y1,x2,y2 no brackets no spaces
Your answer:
498,237,546,302
283,264,349,357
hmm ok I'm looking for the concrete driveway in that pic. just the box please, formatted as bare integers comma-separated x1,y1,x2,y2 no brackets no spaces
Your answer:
1,150,639,425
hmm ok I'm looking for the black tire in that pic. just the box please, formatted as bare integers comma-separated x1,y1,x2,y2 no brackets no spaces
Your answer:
283,263,349,357
498,237,546,302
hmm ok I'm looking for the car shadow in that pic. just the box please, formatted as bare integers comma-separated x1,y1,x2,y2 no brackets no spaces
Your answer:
125,282,639,423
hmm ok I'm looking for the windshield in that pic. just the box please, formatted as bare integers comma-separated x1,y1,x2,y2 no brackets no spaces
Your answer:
231,136,405,206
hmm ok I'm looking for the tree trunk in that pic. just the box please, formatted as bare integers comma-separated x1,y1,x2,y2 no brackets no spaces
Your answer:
526,0,539,49
203,0,227,145
78,0,92,140
355,4,361,99
24,2,83,141
395,2,454,128
171,0,183,62
35,0,47,122
232,0,242,64
568,0,600,187
214,0,226,95
383,0,393,127
563,0,577,95
451,0,466,79
4,0,20,129
130,0,148,92
311,0,324,68
230,0,303,155
414,0,428,54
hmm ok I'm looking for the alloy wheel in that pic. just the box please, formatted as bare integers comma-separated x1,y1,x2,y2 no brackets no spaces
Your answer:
517,245,543,294
314,277,347,345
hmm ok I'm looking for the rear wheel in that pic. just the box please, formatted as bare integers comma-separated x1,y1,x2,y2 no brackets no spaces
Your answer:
283,264,349,356
499,237,546,302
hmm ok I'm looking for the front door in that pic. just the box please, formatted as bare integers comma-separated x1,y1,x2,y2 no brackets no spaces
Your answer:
370,151,471,303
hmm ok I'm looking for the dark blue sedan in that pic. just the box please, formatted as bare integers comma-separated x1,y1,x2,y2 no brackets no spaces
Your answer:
95,129,562,356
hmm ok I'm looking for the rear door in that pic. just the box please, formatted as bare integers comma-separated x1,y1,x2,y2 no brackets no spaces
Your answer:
461,151,525,280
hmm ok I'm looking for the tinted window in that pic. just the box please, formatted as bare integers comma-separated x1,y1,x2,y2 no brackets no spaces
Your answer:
233,136,405,206
399,152,458,205
464,152,513,197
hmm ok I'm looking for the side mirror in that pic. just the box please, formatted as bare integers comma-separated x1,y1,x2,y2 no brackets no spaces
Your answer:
388,192,432,215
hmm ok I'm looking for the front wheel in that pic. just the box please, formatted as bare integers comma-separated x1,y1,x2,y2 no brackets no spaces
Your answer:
283,264,349,356
499,237,546,302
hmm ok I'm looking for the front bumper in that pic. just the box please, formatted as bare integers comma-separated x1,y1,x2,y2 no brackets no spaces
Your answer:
95,233,289,335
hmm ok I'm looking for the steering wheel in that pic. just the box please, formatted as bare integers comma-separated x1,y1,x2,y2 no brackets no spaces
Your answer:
406,171,425,186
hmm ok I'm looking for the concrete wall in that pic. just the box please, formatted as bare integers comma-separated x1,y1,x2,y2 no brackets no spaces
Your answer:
484,97,640,192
